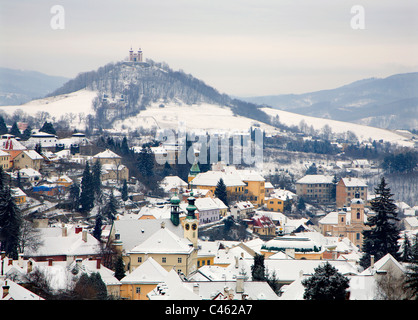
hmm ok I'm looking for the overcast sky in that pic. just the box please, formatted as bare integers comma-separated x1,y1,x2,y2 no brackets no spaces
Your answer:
1,0,418,96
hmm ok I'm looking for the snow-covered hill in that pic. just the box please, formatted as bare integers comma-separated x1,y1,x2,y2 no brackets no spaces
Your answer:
0,87,413,148
261,107,414,147
0,89,97,129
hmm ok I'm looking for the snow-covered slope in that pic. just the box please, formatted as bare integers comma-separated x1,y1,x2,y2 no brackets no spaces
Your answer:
262,107,414,147
112,99,278,134
0,89,97,128
0,88,413,148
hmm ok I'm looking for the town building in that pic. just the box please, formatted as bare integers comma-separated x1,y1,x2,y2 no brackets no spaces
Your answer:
295,174,334,204
318,198,370,248
336,177,368,208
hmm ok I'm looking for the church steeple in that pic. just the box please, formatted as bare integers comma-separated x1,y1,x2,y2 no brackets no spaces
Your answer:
188,150,200,184
170,193,181,226
183,189,198,248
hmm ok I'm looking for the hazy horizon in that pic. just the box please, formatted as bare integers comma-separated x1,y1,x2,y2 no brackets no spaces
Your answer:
1,0,417,96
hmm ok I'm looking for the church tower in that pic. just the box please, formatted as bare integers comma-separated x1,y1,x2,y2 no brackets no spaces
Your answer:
137,48,143,62
188,150,200,184
170,193,181,226
183,191,199,248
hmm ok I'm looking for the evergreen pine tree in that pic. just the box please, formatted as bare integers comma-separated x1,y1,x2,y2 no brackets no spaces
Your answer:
359,177,400,269
405,235,418,299
103,189,118,221
251,253,267,281
215,178,228,207
121,179,128,202
40,121,56,135
69,182,80,211
91,160,102,201
9,122,21,138
114,255,126,281
0,116,8,135
401,234,413,262
0,187,23,259
137,146,154,178
35,143,42,154
93,212,103,241
80,162,94,213
302,262,350,300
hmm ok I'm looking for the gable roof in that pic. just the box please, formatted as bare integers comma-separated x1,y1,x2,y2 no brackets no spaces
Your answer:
296,175,334,184
120,257,168,284
93,149,121,159
128,226,193,255
112,218,184,252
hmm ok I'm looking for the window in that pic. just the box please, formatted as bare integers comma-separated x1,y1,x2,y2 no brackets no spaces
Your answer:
138,257,142,263
162,257,166,263
357,212,360,219
356,233,360,240
207,260,210,265
178,257,182,264
136,287,141,294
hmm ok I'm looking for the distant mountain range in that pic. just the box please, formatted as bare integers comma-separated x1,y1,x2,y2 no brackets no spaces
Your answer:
241,72,418,131
0,67,69,105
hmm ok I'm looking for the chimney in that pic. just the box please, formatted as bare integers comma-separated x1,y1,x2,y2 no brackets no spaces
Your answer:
193,283,199,296
62,226,67,237
8,259,13,266
370,255,375,269
236,275,245,294
82,230,88,242
2,281,10,299
75,226,83,234
96,258,101,270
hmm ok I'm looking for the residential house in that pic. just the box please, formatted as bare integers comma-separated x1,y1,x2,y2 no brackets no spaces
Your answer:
0,149,10,170
127,224,197,276
13,150,43,170
230,201,255,220
336,177,368,208
246,213,276,238
11,187,26,204
1,137,27,167
119,257,168,300
295,174,334,204
160,175,188,194
266,189,297,212
1,278,44,300
23,224,102,263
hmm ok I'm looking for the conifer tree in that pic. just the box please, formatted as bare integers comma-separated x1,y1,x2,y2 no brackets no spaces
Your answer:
91,160,102,201
80,162,94,213
69,182,80,211
251,253,267,281
121,179,128,202
302,262,349,300
114,255,126,281
0,187,23,259
103,189,118,221
9,122,21,138
401,234,413,262
405,235,418,299
0,116,7,135
40,121,56,135
215,178,228,207
359,177,400,269
93,211,103,241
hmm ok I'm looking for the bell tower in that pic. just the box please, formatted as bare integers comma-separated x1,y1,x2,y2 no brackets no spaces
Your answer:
183,191,199,248
170,193,181,226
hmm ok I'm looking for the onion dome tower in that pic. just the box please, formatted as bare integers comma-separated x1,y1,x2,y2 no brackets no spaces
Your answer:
170,193,181,226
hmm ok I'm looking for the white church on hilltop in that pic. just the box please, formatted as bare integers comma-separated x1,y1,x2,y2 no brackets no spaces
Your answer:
128,47,143,62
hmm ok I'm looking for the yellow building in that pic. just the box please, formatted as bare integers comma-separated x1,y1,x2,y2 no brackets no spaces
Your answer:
119,257,168,300
0,150,10,170
189,163,266,207
11,187,26,204
13,150,43,170
266,197,285,212
318,198,370,248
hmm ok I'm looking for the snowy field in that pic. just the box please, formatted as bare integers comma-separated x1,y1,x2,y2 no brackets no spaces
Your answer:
262,107,414,148
0,88,414,148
